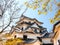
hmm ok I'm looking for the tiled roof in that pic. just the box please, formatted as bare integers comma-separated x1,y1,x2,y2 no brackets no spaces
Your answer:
17,15,43,24
53,21,60,32
42,33,54,38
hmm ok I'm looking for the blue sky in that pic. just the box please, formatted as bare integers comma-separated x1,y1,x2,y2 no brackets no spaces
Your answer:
0,0,60,33
23,0,59,32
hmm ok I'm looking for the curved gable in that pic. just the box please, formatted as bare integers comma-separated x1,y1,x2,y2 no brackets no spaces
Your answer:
53,21,60,32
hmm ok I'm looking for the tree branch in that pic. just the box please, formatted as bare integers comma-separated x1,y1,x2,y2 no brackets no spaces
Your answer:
21,7,28,15
0,16,12,33
0,4,23,33
2,0,14,15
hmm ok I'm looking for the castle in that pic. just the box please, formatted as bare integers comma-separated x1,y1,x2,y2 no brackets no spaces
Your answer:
0,15,60,45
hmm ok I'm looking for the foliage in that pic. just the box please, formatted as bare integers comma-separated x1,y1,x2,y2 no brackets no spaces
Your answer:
4,38,23,45
24,0,53,15
3,33,11,37
24,0,60,24
50,10,60,24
